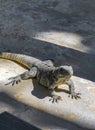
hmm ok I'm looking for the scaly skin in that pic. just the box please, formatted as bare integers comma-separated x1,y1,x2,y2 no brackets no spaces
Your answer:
0,52,81,103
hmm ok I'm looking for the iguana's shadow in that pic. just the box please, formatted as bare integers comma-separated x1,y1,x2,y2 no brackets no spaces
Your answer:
31,79,70,99
31,79,49,99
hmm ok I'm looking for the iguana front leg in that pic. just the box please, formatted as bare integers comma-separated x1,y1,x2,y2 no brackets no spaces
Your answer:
6,67,37,86
49,87,62,103
66,79,81,99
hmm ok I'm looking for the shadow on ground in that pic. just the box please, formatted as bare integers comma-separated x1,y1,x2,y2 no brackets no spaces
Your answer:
0,112,40,130
32,79,71,99
0,92,89,130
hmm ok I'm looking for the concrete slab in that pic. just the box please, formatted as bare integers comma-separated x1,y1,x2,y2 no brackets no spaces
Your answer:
0,58,95,130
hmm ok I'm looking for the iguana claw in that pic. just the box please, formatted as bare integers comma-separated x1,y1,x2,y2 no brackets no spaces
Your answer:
5,76,21,86
68,92,81,99
49,95,62,103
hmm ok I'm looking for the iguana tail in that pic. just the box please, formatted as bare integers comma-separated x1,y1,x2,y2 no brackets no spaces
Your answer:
0,52,33,69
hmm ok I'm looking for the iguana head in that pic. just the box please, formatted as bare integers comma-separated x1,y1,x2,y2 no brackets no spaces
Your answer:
59,65,73,76
54,65,73,81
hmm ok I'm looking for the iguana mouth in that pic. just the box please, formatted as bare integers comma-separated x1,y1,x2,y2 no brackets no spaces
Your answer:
58,74,71,78
55,75,71,85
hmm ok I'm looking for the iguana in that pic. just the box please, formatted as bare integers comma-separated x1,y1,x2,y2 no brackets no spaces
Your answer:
0,52,80,102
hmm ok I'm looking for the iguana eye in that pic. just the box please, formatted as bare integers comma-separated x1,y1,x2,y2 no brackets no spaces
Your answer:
59,66,73,75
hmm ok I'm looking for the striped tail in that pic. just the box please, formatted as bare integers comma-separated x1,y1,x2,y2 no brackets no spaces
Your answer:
0,52,32,69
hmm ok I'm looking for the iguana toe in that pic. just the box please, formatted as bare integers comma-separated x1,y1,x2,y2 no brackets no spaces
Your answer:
5,76,21,86
49,95,62,103
68,92,81,99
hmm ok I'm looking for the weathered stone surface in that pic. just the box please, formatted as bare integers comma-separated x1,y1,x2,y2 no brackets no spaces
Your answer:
0,59,95,130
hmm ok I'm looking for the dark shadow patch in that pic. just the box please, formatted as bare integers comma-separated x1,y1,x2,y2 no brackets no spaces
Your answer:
31,79,70,99
0,112,41,130
31,79,49,99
